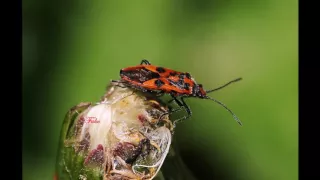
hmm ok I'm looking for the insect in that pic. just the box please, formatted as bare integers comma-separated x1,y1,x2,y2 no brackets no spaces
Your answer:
113,59,243,127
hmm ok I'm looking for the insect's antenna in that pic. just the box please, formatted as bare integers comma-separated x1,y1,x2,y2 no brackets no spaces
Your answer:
205,96,243,126
206,78,242,93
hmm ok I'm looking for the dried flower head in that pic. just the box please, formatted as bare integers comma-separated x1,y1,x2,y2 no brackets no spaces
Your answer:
55,83,174,180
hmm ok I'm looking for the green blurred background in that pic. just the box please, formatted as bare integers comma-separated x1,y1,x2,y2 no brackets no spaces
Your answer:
23,0,297,179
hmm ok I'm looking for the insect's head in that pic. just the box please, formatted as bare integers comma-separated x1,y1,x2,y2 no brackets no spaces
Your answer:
200,78,243,126
194,84,207,98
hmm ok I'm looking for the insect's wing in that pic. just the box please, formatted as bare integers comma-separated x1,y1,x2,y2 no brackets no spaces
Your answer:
141,78,190,95
143,66,183,78
120,65,190,95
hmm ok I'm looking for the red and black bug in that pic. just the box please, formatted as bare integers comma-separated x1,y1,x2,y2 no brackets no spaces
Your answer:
112,59,242,127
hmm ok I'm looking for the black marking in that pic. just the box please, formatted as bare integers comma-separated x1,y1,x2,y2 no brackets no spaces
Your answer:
192,84,198,95
179,73,185,79
178,80,184,85
186,73,191,79
156,67,166,73
155,79,165,87
184,83,190,90
170,90,177,95
120,69,132,78
151,72,160,79
170,72,177,76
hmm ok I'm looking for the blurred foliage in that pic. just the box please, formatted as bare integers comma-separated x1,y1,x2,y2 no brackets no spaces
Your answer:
23,0,297,179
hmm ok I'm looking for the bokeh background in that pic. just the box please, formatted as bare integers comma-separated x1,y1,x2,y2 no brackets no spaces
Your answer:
23,0,297,180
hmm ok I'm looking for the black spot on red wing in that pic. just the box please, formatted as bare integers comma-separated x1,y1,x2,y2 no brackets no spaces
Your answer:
155,79,165,87
184,83,190,90
170,72,177,76
151,72,160,79
178,80,184,86
186,73,191,79
156,67,166,73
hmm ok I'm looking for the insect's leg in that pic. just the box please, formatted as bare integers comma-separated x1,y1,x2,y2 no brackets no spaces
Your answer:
155,91,165,97
111,80,120,83
158,95,183,123
167,93,188,113
111,80,128,88
173,97,192,127
167,98,175,104
164,93,184,112
170,96,184,113
140,59,151,65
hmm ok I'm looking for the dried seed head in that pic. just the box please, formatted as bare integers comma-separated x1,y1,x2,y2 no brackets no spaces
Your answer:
56,83,173,180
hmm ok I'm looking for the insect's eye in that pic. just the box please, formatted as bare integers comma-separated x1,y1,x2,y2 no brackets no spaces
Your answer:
199,84,203,87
